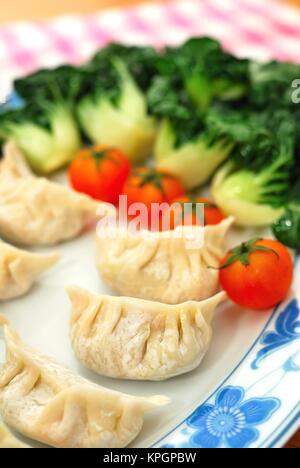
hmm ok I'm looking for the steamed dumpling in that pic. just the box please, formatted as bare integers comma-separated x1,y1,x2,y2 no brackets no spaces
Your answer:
0,239,59,300
0,316,169,448
0,423,30,448
0,142,105,246
96,217,233,304
67,286,226,381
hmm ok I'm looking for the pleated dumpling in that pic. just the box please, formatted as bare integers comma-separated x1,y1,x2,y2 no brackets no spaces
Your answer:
0,142,105,246
0,239,59,300
96,217,233,304
0,423,30,448
67,286,227,381
0,316,169,448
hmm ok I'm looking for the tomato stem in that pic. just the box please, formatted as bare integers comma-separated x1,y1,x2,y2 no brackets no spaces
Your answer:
132,169,168,195
92,149,120,168
219,238,280,269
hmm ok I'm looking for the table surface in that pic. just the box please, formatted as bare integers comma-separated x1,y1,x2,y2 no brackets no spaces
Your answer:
0,0,299,448
0,0,300,22
0,0,166,22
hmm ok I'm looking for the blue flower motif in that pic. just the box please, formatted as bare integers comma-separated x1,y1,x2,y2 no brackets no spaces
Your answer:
252,299,300,369
187,386,280,448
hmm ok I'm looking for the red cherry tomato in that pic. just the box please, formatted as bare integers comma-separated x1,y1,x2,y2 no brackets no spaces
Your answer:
69,145,131,204
219,238,294,310
168,196,225,229
122,168,185,229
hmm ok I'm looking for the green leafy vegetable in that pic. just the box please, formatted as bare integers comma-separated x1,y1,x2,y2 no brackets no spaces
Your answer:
146,37,252,189
272,168,300,250
154,119,234,189
77,47,156,164
272,205,300,250
89,43,159,91
212,114,296,226
0,66,82,174
249,61,300,111
14,65,83,104
148,72,255,189
157,37,251,111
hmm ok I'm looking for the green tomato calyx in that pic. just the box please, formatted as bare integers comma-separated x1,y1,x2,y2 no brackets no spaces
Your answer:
220,238,279,269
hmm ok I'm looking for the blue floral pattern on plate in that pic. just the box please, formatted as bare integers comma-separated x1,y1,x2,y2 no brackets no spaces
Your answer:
156,294,300,448
185,386,279,448
252,299,300,370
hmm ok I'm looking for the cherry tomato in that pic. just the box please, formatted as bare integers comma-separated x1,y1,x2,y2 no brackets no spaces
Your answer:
219,238,294,310
168,196,225,229
69,145,131,204
122,168,185,229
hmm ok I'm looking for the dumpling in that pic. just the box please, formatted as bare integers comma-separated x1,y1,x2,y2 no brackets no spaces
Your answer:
67,286,227,381
0,239,59,300
0,422,30,448
0,141,108,246
96,217,233,304
0,316,169,448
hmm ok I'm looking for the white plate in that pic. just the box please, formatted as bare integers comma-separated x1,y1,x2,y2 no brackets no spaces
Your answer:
0,96,299,449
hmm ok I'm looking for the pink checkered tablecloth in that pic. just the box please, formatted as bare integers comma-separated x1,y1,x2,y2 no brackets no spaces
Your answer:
1,0,300,101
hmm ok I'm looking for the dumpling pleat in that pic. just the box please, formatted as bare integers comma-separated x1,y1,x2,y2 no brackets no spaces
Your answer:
0,239,59,300
0,142,109,246
68,287,227,381
97,217,233,304
0,317,169,448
